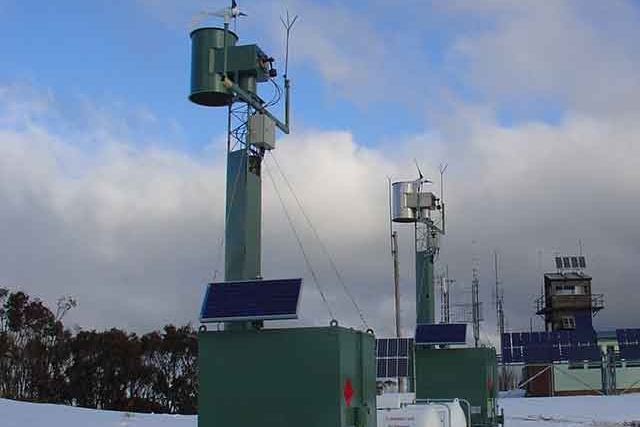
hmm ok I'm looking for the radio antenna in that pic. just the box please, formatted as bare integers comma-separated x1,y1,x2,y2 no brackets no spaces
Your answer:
280,10,299,79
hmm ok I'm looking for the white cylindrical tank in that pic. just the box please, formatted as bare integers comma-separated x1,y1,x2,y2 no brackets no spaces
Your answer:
392,181,418,223
377,399,467,427
378,406,442,427
443,400,467,427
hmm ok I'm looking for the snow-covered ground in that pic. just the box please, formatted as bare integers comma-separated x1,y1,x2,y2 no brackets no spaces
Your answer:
2,394,640,426
500,394,640,427
1,398,195,427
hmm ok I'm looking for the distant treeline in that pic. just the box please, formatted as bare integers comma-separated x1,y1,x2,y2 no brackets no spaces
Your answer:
0,288,197,414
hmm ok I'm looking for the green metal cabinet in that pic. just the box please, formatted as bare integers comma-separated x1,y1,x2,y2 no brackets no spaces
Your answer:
414,347,501,427
199,326,377,427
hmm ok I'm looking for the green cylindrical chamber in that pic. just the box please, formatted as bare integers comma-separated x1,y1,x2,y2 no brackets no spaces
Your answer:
189,27,238,107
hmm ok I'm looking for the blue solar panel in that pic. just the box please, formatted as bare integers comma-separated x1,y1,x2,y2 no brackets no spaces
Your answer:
388,359,399,377
512,332,523,346
572,329,597,345
528,332,539,344
568,345,601,362
621,346,640,361
376,338,413,378
501,346,511,363
377,339,388,357
398,338,410,357
502,333,512,349
388,338,399,357
398,358,409,376
559,345,569,359
200,278,302,322
525,343,553,363
512,347,523,362
415,323,467,345
618,329,640,346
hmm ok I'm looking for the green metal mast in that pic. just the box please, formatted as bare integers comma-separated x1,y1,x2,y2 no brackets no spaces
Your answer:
391,171,445,326
188,4,291,327
415,248,435,324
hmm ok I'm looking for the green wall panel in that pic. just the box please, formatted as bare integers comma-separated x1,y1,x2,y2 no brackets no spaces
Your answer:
199,326,376,427
415,347,499,426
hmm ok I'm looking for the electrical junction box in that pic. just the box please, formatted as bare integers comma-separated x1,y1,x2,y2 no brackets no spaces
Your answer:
406,192,437,210
414,347,501,426
249,113,276,149
198,326,377,427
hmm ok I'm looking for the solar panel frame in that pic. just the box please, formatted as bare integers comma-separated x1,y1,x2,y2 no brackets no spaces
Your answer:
375,338,414,379
199,278,302,322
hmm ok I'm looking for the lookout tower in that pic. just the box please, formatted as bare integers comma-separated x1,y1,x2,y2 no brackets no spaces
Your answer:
536,256,604,332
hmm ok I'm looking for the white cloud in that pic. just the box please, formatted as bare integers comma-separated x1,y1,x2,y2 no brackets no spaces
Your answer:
3,1,640,342
446,0,640,114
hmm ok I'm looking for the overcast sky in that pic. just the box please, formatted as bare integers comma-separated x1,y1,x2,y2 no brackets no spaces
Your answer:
1,0,639,345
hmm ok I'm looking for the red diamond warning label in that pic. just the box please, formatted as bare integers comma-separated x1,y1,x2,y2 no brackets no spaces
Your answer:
343,378,354,406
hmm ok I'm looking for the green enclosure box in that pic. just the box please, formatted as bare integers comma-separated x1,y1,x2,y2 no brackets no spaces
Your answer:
199,326,377,427
414,347,501,427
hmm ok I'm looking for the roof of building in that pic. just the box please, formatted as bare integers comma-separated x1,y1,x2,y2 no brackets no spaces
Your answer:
544,272,592,281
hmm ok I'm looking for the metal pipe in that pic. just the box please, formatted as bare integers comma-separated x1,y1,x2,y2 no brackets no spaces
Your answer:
284,78,291,131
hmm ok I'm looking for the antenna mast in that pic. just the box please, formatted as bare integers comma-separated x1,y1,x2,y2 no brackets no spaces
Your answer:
472,261,481,348
440,265,454,324
189,1,293,329
494,251,505,373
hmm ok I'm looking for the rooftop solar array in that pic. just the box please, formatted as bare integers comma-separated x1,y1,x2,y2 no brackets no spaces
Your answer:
502,330,599,364
200,278,302,323
376,338,413,378
555,256,586,270
415,323,467,345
